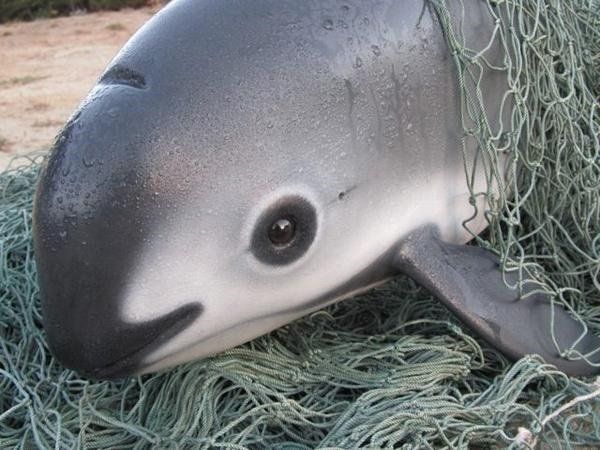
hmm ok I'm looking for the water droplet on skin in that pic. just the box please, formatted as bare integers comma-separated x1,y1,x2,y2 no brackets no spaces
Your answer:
322,19,334,30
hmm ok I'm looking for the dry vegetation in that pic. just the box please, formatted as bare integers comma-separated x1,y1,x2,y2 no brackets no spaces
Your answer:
0,0,152,23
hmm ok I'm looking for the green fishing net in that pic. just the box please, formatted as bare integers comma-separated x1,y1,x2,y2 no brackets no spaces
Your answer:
1,0,599,448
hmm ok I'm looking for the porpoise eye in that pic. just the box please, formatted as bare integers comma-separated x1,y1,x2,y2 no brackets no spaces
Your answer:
251,196,317,265
268,218,296,246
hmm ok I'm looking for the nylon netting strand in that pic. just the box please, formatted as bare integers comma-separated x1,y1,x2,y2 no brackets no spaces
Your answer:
431,0,600,367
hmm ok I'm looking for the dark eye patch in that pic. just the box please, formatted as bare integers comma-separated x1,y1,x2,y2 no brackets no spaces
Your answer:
251,196,317,265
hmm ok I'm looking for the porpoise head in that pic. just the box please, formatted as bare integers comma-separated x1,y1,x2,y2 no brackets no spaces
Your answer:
33,0,511,378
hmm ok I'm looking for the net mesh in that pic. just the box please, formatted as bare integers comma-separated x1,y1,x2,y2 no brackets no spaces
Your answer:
433,0,600,366
1,0,599,448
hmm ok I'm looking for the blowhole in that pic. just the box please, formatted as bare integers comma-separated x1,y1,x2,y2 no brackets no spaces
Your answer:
100,64,147,89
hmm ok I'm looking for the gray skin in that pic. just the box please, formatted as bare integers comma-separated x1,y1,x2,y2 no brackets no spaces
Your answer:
33,0,600,379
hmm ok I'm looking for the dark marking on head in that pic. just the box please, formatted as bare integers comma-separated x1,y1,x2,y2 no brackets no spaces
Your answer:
88,302,202,379
251,196,317,265
100,64,147,89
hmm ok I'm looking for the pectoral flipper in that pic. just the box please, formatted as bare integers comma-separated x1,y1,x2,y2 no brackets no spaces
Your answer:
394,226,600,376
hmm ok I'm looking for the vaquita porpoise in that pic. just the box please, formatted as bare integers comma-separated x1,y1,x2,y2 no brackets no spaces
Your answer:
33,0,600,378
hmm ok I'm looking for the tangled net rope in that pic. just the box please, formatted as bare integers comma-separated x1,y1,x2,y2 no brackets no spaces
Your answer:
432,0,600,366
1,0,599,448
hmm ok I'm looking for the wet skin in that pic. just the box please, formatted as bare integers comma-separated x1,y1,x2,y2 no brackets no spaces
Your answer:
34,0,600,378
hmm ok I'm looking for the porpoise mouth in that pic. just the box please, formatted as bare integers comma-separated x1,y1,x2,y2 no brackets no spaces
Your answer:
90,353,145,380
71,303,202,380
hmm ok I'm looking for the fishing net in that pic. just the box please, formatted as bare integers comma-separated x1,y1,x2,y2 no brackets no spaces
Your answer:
1,0,599,448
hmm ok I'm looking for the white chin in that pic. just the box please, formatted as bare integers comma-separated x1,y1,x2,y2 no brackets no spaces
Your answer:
138,279,390,374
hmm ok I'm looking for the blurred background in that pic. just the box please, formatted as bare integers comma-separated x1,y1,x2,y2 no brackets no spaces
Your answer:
0,0,165,168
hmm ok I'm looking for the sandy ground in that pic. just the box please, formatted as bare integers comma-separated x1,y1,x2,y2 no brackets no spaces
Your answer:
0,7,160,169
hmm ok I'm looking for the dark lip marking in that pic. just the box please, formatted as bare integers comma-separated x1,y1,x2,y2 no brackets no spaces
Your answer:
87,302,202,380
99,64,147,89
